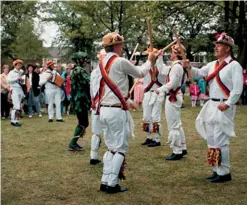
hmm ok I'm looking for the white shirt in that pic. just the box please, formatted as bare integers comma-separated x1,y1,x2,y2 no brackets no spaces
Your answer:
157,60,184,93
143,56,170,91
7,68,22,89
100,52,151,105
29,73,32,86
39,69,59,89
191,55,243,107
90,67,101,99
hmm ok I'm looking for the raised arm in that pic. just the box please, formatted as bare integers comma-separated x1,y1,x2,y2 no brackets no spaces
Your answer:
7,71,19,84
121,52,156,78
157,64,183,93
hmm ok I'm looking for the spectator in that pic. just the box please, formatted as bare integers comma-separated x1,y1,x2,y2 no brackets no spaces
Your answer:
133,78,144,111
189,80,200,107
242,68,247,105
198,77,208,106
1,65,10,119
62,64,73,115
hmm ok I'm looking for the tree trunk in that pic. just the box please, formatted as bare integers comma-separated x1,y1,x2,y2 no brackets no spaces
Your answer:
224,1,229,32
237,0,246,68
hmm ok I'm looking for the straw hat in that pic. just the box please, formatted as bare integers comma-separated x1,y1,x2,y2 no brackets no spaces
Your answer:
13,59,23,66
102,32,124,47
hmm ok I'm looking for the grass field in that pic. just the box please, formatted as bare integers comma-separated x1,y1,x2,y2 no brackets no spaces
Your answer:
1,100,247,205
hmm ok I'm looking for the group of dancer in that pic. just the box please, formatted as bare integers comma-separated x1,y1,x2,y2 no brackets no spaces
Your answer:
7,31,243,194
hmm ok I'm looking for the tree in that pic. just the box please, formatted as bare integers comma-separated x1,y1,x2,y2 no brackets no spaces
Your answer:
1,1,48,63
10,18,49,60
41,1,152,59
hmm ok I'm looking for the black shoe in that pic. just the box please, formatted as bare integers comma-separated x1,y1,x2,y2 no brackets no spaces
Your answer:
100,184,108,192
68,144,83,151
107,184,128,194
11,122,22,127
56,119,64,122
206,172,217,180
165,153,183,160
148,141,161,147
182,150,188,156
48,119,53,122
76,143,83,150
210,173,232,183
141,138,153,145
90,159,101,165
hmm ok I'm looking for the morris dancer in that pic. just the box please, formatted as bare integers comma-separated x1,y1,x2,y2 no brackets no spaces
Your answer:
141,48,168,147
156,44,188,160
183,32,243,182
90,49,106,164
98,32,156,194
7,59,25,126
39,60,63,122
68,52,91,151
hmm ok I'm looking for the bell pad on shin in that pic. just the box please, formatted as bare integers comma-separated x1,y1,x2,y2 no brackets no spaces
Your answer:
207,148,221,167
142,122,150,132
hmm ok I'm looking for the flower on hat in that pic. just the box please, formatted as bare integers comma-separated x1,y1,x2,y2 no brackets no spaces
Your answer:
214,32,234,47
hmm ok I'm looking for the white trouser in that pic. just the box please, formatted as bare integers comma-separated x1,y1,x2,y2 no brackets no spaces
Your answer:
100,107,129,187
100,107,129,153
45,88,62,120
205,122,230,176
11,88,24,123
101,151,125,187
165,93,186,154
143,91,164,140
91,110,102,159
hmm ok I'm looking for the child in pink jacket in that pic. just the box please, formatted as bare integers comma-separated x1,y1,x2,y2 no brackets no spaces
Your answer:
189,81,200,107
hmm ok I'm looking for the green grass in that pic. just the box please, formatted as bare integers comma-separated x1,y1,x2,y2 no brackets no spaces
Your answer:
2,100,247,205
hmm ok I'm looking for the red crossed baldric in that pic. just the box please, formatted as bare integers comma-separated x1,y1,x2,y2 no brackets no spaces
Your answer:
91,94,99,109
96,55,128,115
206,59,234,98
144,67,162,93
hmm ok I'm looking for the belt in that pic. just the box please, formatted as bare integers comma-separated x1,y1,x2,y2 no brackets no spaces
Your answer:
100,104,121,108
210,98,227,102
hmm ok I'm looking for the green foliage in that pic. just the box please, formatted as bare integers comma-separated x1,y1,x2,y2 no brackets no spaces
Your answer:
10,18,49,60
1,1,49,61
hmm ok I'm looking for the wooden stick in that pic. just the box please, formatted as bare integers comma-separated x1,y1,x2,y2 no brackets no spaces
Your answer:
162,39,177,52
129,79,138,96
129,43,139,61
129,40,177,96
173,26,192,81
173,26,186,60
147,17,153,51
146,17,156,81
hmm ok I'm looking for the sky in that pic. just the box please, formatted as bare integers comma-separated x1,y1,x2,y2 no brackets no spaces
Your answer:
38,21,59,47
34,0,60,48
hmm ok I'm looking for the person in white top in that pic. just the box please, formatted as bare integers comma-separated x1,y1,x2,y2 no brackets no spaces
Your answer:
141,48,169,147
39,60,63,122
156,44,188,160
98,32,156,194
183,32,243,183
90,49,106,165
7,59,25,126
